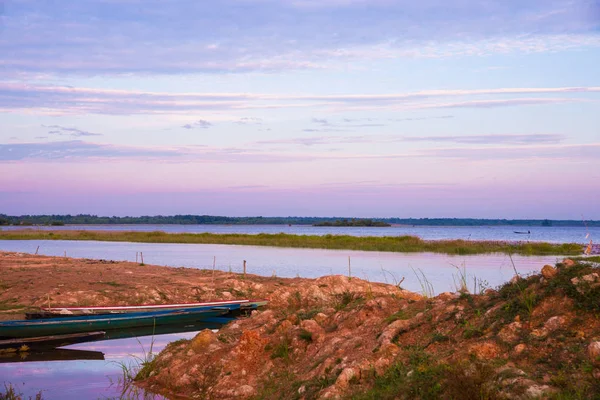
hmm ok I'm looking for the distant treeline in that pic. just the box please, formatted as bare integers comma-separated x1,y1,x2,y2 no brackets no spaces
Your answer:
0,214,598,227
313,219,391,227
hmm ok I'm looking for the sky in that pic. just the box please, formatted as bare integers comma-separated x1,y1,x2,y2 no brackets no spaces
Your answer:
1,0,599,219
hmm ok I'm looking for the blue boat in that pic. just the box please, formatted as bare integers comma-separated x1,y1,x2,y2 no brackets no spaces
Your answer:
0,304,241,339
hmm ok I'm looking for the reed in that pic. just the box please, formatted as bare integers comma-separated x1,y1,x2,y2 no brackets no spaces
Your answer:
0,230,583,256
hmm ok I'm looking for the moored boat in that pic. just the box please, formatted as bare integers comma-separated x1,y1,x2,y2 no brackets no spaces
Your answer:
1,305,236,339
27,299,268,319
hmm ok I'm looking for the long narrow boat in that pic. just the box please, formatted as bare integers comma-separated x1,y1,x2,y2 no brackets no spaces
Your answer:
27,299,268,319
1,305,237,339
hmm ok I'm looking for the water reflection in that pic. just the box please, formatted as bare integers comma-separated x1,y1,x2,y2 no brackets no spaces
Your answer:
0,348,105,363
0,321,227,399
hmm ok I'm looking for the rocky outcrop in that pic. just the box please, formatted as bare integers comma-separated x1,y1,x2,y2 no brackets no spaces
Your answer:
137,256,600,399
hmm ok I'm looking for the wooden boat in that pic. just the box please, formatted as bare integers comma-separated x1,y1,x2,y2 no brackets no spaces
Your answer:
514,230,531,234
27,299,268,319
0,305,236,339
0,331,106,350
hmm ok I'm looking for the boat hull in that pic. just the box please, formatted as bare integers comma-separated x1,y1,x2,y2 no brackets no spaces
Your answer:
27,300,267,319
1,306,232,339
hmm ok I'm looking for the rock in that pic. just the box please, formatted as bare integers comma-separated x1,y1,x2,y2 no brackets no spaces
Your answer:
541,265,558,279
378,314,423,346
298,385,306,394
191,329,216,353
512,343,527,356
571,273,600,293
177,373,191,386
588,341,600,364
335,367,358,389
437,292,457,301
234,385,255,397
498,322,522,343
276,320,293,335
530,328,548,339
525,383,553,398
300,319,325,342
544,316,567,332
562,258,576,268
374,357,392,376
314,312,328,325
468,341,502,359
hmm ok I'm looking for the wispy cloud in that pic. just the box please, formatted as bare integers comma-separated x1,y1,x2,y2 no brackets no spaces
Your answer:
390,115,454,122
1,1,598,75
42,125,102,137
254,133,566,147
1,140,598,164
0,141,183,161
182,119,213,129
234,117,264,125
1,82,598,115
309,117,386,129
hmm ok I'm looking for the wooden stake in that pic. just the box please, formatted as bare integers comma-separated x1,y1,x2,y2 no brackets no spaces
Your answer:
136,252,138,263
212,256,216,289
243,260,247,276
348,256,352,280
64,251,67,257
140,252,144,264
35,246,39,255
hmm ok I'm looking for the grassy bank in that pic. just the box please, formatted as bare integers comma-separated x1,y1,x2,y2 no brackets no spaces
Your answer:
0,230,583,255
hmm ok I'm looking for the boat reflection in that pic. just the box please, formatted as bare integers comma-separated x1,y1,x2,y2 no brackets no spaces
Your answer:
0,348,105,363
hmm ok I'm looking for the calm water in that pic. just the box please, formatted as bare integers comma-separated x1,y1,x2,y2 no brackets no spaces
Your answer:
0,240,562,294
0,330,200,400
1,224,597,243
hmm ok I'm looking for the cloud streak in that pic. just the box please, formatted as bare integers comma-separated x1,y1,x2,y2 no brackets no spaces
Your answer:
3,139,596,164
42,125,102,137
1,82,597,115
255,134,566,147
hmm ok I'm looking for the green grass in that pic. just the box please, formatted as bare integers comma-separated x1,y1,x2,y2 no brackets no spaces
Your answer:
351,348,500,400
0,230,583,255
0,384,42,400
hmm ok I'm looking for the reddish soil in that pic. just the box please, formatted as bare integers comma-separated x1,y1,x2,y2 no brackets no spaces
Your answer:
3,251,600,399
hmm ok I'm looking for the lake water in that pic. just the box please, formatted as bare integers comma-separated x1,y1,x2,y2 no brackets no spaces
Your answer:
0,328,205,400
0,240,562,294
1,224,597,244
0,234,574,399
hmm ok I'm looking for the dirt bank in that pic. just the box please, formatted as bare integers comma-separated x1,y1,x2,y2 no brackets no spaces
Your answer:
138,257,600,399
0,251,410,320
3,252,600,399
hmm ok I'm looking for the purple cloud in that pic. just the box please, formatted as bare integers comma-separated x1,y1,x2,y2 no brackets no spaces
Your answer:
1,82,597,115
182,119,213,129
42,125,102,137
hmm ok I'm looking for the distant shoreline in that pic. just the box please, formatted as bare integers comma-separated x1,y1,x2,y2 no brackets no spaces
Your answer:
1,214,598,227
0,229,584,256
